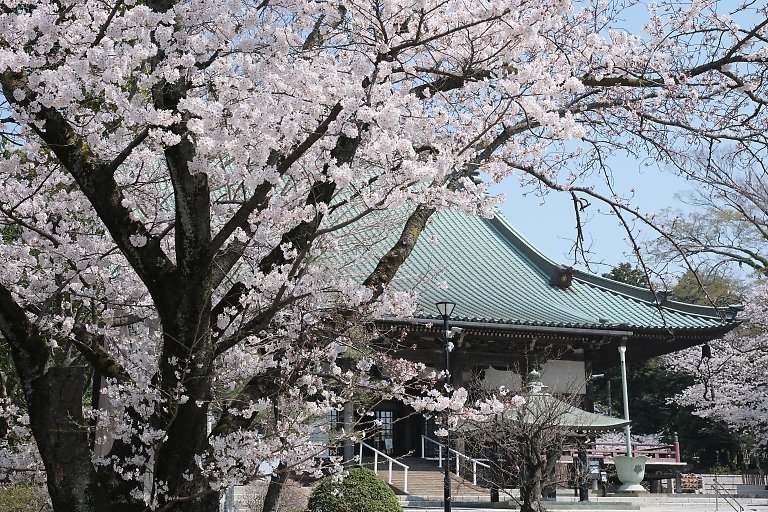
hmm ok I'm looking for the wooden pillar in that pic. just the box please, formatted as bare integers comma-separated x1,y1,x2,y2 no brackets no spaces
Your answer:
584,354,595,413
343,401,354,463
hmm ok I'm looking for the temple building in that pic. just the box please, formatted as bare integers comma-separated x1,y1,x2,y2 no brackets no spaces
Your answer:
348,208,740,458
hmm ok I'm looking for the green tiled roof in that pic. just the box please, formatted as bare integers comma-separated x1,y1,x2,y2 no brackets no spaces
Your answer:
366,209,728,331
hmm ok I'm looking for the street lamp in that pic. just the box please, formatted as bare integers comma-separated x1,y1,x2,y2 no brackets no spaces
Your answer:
435,301,456,512
618,338,632,456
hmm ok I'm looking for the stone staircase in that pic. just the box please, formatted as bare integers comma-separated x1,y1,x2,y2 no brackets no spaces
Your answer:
700,474,768,498
365,456,492,504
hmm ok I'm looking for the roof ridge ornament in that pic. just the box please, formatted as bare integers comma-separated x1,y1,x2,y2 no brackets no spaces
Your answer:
722,304,744,322
550,265,574,289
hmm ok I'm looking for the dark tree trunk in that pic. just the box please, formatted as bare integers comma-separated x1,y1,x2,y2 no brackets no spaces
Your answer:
542,446,561,499
150,316,217,512
262,465,289,512
0,370,7,438
28,367,111,512
519,440,544,512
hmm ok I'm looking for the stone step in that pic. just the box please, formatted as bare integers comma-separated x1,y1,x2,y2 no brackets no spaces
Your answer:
400,496,768,512
738,484,768,498
366,457,490,498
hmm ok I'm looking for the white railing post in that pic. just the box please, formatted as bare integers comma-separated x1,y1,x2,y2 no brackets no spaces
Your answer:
421,435,425,458
422,436,490,485
359,442,409,495
715,478,720,512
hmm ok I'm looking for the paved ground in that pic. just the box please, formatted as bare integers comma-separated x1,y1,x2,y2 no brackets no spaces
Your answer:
400,494,768,512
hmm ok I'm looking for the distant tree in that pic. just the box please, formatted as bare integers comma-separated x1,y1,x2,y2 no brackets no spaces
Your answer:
650,150,768,277
459,376,573,512
670,270,745,308
601,263,650,289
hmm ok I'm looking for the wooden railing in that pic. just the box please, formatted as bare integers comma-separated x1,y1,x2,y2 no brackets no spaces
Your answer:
560,442,681,464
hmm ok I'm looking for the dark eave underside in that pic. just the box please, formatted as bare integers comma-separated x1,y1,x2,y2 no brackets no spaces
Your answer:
376,317,735,371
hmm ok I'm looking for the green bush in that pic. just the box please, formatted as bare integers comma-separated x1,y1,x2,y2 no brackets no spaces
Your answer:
307,467,402,512
0,484,50,511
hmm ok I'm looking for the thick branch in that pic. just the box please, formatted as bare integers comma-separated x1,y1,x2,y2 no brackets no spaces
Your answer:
0,70,175,295
209,371,280,438
70,325,133,384
0,283,50,373
363,204,435,299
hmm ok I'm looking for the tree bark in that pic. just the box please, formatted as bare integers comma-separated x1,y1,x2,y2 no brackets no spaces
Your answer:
0,370,7,439
262,464,288,512
28,367,112,512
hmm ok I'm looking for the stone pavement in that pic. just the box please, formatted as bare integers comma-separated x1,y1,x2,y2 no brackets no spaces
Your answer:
400,494,768,512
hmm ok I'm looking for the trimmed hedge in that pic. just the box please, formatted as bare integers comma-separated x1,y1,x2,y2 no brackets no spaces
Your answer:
307,467,402,512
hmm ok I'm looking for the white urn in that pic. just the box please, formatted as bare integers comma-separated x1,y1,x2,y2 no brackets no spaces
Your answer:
613,455,649,493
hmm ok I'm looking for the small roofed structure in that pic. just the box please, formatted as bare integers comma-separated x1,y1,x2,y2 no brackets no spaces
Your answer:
456,371,630,435
517,373,630,434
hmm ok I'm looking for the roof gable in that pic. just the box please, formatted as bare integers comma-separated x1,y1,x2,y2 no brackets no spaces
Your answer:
381,209,728,331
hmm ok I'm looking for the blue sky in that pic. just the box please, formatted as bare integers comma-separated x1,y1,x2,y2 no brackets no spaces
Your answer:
485,1,694,276
491,157,695,276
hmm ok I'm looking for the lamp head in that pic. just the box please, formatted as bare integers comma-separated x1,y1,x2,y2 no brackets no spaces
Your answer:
435,301,456,318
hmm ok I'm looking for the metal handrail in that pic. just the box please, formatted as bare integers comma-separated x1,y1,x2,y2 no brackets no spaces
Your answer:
421,435,490,486
713,476,744,512
359,442,409,494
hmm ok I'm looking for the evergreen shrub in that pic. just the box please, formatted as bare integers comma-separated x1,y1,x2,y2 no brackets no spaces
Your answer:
306,466,402,512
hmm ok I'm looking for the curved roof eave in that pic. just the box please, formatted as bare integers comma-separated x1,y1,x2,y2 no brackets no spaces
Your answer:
486,214,730,323
377,316,738,339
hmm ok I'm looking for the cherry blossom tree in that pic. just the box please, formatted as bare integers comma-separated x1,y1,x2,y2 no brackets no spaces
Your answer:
650,150,768,277
2,0,768,511
666,281,768,456
458,380,575,512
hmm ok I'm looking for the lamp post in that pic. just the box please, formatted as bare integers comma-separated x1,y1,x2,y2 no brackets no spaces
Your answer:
435,301,456,512
614,336,650,493
618,338,632,456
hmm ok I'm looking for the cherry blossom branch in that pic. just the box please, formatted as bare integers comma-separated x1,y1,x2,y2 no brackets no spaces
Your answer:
105,126,150,175
70,325,133,384
208,102,345,259
0,71,176,293
90,0,125,49
0,203,60,247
